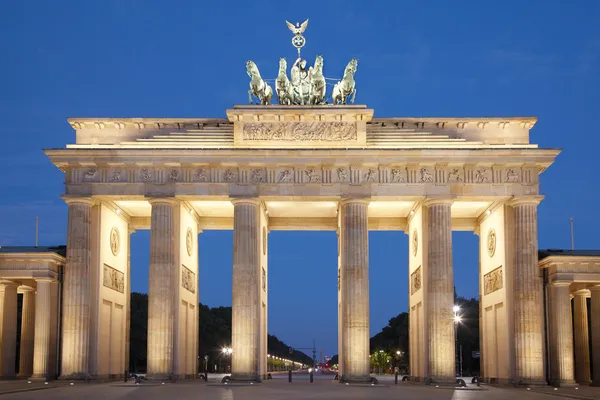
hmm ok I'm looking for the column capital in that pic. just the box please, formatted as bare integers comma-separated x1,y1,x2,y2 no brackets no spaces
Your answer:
0,279,19,288
18,285,35,293
508,196,544,207
551,281,572,287
148,197,180,206
231,197,261,206
588,284,600,292
34,278,55,284
61,196,96,206
423,197,454,207
574,289,591,297
340,198,370,206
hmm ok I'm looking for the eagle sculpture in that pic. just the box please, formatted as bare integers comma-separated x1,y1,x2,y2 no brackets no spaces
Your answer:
286,19,309,36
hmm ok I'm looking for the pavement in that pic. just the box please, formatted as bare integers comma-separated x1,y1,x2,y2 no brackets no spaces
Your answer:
0,373,598,399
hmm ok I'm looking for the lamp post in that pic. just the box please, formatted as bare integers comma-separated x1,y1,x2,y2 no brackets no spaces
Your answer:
222,347,232,373
453,306,462,377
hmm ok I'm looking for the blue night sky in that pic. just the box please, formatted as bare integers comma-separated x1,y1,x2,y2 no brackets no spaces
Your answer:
1,0,599,357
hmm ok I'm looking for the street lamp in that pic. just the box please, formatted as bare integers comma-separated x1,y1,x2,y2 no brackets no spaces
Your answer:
222,347,232,373
453,306,462,377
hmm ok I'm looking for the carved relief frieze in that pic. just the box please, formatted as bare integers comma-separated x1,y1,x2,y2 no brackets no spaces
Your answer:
278,168,294,183
168,169,180,182
139,168,153,182
363,168,378,183
411,266,422,295
196,167,210,182
447,168,464,183
111,170,124,182
222,168,238,183
84,168,98,181
242,122,357,142
420,167,433,183
505,168,521,183
475,167,491,183
181,265,196,294
251,168,265,183
391,167,407,183
103,264,124,293
304,168,322,183
484,266,503,295
412,229,418,256
262,267,266,291
336,167,349,183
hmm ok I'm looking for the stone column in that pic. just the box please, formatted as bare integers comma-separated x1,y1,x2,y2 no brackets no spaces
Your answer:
0,280,18,378
510,198,545,385
32,279,59,379
547,282,576,386
424,199,455,382
147,199,178,380
339,198,370,383
590,286,600,386
573,290,591,384
230,198,261,382
125,228,134,376
60,198,94,379
18,287,36,377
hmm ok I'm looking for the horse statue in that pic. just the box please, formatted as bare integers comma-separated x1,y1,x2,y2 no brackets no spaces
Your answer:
275,58,293,105
332,58,358,105
309,55,326,105
246,60,273,105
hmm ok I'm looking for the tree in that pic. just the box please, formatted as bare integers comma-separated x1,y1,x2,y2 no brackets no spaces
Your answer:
370,349,392,375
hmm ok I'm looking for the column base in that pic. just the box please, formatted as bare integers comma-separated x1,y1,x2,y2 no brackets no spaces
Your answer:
229,373,260,383
549,379,578,388
58,372,92,381
146,373,174,382
590,381,600,387
511,378,548,387
424,376,460,386
29,374,54,381
339,374,372,384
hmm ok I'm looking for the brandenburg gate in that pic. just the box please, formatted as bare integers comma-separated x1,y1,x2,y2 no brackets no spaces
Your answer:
40,103,559,384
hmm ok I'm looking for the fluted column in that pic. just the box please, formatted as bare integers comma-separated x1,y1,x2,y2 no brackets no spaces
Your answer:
230,198,261,382
339,198,370,383
0,280,18,378
510,198,545,384
18,287,36,377
573,290,591,384
147,199,178,380
60,198,94,379
32,279,59,379
425,199,455,382
590,286,600,386
547,282,576,386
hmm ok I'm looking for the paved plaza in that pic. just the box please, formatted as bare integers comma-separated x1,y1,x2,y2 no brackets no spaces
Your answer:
0,375,598,400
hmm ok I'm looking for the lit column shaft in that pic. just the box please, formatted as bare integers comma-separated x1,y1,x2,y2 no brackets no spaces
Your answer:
147,199,178,379
425,199,455,382
547,283,575,386
0,281,18,378
230,198,261,382
340,199,370,383
18,288,36,377
573,290,591,384
32,279,59,379
511,199,545,384
590,286,600,386
60,199,94,379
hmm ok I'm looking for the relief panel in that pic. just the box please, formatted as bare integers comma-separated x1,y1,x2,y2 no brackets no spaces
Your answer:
411,266,422,295
484,266,503,295
181,264,196,294
103,264,124,293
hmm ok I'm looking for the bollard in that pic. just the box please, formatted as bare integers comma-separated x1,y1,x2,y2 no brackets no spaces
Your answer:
288,370,292,383
309,371,313,383
395,371,398,384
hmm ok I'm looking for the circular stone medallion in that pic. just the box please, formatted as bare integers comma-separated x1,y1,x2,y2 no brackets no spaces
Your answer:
487,228,497,257
186,227,193,256
110,227,120,256
412,229,418,257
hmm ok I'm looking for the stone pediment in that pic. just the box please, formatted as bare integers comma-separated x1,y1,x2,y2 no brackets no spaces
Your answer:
226,105,373,148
